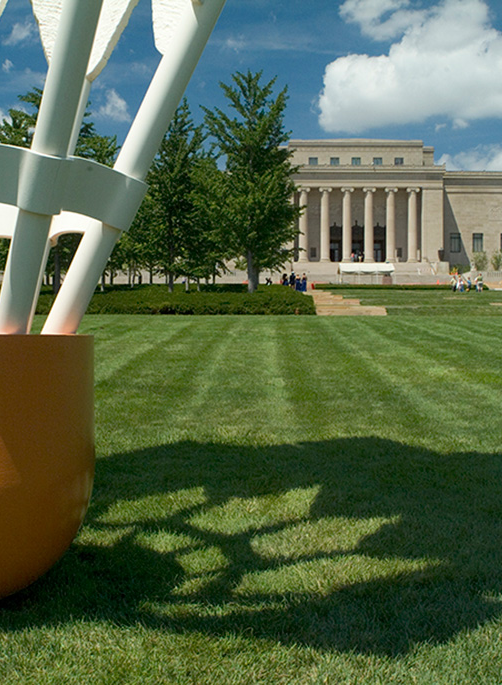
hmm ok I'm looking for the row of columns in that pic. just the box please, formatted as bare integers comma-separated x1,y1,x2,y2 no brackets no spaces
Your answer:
297,186,421,263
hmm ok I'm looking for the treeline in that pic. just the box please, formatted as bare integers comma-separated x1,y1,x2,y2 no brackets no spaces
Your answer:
0,71,300,294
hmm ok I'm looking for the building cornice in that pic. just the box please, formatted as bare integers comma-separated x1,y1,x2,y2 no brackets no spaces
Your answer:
287,139,426,149
293,168,445,189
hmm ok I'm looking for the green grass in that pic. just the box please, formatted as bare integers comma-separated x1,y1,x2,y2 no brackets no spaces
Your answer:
2,308,502,683
317,285,502,316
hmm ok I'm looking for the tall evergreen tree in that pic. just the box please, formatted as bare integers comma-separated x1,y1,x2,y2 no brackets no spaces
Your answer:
203,70,300,292
184,155,230,285
147,99,209,291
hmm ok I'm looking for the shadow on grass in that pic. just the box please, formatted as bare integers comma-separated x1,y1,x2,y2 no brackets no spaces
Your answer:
2,437,502,656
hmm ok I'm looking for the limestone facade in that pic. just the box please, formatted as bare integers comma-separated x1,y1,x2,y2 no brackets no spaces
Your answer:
288,139,502,276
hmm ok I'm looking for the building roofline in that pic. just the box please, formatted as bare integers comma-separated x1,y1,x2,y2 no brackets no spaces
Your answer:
287,139,425,147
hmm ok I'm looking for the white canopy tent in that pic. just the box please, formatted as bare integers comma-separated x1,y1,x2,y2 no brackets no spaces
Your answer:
339,263,395,276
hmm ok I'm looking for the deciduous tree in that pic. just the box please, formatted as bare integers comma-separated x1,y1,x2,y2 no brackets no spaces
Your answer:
203,71,300,292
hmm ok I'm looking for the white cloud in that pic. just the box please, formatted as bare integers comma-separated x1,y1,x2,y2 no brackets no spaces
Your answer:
224,36,246,52
2,59,13,73
439,145,502,171
2,20,36,46
319,0,502,134
339,0,427,41
97,89,130,123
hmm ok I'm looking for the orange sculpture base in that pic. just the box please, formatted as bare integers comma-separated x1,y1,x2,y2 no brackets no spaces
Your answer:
0,335,94,598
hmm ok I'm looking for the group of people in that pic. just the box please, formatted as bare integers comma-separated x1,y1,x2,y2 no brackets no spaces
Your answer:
450,272,483,292
282,272,308,292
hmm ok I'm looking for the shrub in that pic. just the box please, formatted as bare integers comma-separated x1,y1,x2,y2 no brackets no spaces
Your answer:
472,251,488,271
491,250,502,271
36,284,316,316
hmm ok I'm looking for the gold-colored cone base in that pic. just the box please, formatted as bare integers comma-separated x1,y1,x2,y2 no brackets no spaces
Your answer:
0,335,94,598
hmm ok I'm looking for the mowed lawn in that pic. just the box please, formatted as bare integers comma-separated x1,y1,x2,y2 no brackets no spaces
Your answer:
2,303,502,683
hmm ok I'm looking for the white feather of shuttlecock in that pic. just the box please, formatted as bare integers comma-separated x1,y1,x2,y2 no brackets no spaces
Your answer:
30,0,141,81
151,0,195,55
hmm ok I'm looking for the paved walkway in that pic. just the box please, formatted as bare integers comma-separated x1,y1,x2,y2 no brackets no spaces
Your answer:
310,289,387,316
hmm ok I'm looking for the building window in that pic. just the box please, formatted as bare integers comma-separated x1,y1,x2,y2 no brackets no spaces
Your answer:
394,157,404,165
450,233,461,253
330,157,340,166
473,233,484,252
351,157,361,166
373,157,383,166
310,247,317,259
308,157,318,166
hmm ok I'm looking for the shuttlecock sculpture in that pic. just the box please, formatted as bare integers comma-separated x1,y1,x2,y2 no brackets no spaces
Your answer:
0,0,226,597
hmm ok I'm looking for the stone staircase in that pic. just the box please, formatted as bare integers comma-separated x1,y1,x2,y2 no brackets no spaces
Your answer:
310,289,387,316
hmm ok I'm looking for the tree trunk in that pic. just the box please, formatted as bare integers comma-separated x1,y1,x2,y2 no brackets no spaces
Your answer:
168,272,174,293
185,277,190,293
246,250,259,293
100,272,105,292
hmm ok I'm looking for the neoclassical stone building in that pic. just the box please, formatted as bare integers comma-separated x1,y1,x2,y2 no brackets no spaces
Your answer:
288,139,502,281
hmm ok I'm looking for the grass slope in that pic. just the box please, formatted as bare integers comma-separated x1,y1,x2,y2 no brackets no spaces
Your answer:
2,312,502,683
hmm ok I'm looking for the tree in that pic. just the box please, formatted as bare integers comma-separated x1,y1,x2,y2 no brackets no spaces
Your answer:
120,192,160,285
147,99,209,292
203,70,300,292
183,155,231,286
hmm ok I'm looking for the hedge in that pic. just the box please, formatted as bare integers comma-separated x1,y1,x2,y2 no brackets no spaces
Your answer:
36,284,316,316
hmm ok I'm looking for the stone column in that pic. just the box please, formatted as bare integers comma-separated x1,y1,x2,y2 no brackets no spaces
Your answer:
341,187,354,262
298,187,310,262
385,188,398,262
363,187,376,262
320,187,332,262
407,188,420,262
285,193,296,263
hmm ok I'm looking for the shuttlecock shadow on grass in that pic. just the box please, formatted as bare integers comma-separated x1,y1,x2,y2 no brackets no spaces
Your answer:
2,437,502,657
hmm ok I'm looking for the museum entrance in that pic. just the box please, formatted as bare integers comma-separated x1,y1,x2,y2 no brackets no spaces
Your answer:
328,222,387,262
374,224,386,262
330,224,342,262
352,223,364,260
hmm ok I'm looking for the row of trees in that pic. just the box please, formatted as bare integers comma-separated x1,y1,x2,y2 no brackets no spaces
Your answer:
0,71,301,293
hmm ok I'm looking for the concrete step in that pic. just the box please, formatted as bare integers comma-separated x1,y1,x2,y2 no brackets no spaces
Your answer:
310,291,387,316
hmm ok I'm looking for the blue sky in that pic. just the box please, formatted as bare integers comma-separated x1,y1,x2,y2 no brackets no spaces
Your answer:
2,0,502,170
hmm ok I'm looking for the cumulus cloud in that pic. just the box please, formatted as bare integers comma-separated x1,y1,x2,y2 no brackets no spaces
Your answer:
2,58,13,73
97,89,130,123
319,0,502,134
339,0,427,40
2,20,36,46
439,145,502,171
